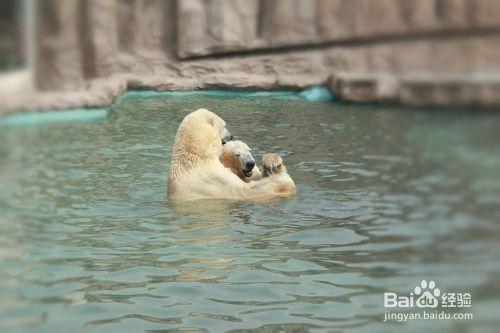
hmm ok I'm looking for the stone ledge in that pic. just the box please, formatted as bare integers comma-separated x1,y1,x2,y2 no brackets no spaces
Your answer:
2,72,500,115
0,73,328,115
331,73,500,108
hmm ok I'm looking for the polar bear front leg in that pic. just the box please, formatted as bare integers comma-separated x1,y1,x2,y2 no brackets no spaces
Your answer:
242,153,296,200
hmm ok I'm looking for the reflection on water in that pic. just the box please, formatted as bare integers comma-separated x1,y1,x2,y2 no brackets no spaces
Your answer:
0,95,499,332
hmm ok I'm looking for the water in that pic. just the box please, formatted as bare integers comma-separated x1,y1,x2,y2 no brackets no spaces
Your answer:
0,93,499,332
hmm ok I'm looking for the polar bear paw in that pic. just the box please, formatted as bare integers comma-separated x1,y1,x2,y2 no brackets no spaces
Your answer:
262,153,286,177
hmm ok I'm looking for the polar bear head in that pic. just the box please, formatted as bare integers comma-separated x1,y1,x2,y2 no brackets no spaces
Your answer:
172,108,233,163
220,140,256,180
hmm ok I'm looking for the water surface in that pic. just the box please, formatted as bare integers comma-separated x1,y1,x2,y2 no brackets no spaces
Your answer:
0,93,499,332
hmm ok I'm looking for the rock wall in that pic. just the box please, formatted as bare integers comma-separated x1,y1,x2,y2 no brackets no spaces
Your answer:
177,0,500,58
20,0,500,109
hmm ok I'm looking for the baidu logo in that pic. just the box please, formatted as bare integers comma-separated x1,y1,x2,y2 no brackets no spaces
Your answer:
384,280,471,309
383,280,473,322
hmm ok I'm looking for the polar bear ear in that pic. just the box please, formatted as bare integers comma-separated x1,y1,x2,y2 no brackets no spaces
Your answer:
208,116,216,127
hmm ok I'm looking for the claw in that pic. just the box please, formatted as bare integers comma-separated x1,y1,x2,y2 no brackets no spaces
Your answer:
262,153,284,177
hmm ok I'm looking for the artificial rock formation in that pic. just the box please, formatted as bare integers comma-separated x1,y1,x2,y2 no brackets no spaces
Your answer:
2,0,500,112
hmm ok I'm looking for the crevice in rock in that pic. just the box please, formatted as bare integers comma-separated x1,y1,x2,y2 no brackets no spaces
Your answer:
180,26,500,61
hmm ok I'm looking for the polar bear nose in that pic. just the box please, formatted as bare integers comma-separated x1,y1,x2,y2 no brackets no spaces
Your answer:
245,160,255,170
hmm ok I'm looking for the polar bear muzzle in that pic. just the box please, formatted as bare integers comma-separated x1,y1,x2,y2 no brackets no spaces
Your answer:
242,158,255,177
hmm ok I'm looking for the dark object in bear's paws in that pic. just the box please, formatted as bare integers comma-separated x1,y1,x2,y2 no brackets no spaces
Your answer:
262,153,286,177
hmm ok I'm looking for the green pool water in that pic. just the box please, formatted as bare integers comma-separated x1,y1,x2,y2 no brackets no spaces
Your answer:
0,93,499,332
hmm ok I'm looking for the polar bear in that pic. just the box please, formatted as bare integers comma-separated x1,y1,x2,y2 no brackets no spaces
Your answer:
167,109,296,201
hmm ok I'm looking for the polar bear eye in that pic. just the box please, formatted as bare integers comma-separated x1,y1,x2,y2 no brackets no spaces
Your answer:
234,153,240,157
